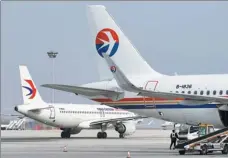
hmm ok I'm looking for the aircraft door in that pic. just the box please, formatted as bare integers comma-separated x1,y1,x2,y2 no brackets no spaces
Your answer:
49,105,55,119
99,110,105,118
144,81,158,108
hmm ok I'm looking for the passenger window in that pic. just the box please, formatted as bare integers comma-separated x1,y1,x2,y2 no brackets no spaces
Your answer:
182,91,185,94
220,90,223,95
200,91,204,95
188,91,191,94
213,90,216,95
206,90,210,95
194,91,197,95
226,90,228,95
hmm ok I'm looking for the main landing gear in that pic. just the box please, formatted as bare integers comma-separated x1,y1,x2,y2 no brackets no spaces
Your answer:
61,131,71,138
97,132,107,139
119,133,125,138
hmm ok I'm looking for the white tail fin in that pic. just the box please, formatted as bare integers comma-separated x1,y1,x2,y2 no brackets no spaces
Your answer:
19,65,44,104
87,5,162,79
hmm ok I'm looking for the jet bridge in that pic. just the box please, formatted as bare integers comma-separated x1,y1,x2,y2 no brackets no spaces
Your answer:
176,126,228,155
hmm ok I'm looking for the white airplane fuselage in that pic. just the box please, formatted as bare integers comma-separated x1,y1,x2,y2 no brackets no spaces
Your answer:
82,74,228,128
16,103,135,129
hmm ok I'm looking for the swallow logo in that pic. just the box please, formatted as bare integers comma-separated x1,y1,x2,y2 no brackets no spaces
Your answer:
22,80,36,99
110,66,116,73
95,28,119,58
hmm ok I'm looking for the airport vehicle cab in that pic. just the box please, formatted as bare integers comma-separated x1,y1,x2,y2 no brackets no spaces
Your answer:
198,124,215,137
177,124,215,145
178,125,199,142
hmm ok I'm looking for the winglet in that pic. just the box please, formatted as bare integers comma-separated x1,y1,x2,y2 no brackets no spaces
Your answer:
102,53,142,93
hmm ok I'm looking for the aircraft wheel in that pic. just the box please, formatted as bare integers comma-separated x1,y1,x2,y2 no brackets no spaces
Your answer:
66,132,71,138
61,131,66,138
97,132,102,138
119,133,124,138
103,132,107,138
222,144,228,154
179,150,185,155
61,131,70,138
200,145,208,155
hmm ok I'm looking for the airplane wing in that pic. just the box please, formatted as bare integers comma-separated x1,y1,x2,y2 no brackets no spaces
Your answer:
89,115,147,126
41,84,124,101
102,53,228,105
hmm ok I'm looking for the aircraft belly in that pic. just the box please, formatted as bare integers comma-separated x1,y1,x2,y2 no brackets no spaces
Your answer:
55,116,81,128
156,108,224,128
122,108,224,128
182,108,224,127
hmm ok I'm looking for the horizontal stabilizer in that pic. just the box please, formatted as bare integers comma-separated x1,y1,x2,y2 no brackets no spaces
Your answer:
41,84,125,101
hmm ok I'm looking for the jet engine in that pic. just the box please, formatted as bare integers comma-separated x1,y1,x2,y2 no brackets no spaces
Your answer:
115,121,136,136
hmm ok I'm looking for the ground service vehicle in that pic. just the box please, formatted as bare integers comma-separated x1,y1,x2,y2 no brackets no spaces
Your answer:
176,126,228,155
177,124,215,144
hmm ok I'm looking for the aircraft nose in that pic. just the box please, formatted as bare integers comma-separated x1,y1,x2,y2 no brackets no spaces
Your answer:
14,106,18,112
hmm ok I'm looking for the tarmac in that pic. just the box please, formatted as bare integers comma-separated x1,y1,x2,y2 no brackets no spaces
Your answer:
1,129,227,158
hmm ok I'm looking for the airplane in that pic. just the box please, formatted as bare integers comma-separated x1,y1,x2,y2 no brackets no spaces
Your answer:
42,5,228,129
13,65,146,139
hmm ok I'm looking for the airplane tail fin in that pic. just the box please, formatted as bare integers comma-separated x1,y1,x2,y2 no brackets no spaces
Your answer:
87,5,162,79
19,65,45,105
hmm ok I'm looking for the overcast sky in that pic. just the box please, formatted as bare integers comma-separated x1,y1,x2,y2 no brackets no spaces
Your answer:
2,1,228,114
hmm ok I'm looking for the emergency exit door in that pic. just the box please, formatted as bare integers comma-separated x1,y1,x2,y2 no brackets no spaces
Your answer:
99,110,105,118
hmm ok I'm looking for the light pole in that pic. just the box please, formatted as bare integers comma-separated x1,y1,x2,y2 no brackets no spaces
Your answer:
47,51,58,104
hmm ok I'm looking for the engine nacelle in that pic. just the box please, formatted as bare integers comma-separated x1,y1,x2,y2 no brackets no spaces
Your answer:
70,127,82,135
115,121,136,136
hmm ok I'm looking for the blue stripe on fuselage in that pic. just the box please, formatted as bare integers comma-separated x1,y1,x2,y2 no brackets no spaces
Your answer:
112,104,217,109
